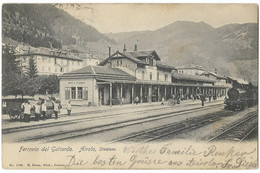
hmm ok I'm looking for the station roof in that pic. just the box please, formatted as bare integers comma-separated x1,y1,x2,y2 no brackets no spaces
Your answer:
99,51,148,66
126,50,161,60
172,73,215,83
227,76,249,85
176,64,206,70
156,61,176,70
201,71,227,79
59,66,137,81
99,50,175,70
16,47,83,61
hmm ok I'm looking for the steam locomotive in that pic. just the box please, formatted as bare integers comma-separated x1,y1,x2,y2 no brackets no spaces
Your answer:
224,83,257,110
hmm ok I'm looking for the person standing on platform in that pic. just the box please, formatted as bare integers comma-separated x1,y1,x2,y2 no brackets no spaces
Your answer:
42,100,47,120
34,102,41,121
134,96,139,105
209,92,212,102
53,100,60,119
23,101,31,122
66,100,72,116
213,94,217,101
200,94,206,106
161,97,165,105
176,93,181,104
190,94,194,102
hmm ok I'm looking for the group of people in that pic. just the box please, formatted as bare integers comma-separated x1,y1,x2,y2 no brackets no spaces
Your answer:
159,92,219,107
21,97,62,122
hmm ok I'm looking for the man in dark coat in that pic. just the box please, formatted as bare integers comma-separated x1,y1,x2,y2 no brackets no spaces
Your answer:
200,94,206,106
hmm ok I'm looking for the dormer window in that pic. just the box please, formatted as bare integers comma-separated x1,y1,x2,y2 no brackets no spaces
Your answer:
148,57,153,66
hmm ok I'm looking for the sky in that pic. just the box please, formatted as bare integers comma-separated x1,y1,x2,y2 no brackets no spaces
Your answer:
61,3,258,33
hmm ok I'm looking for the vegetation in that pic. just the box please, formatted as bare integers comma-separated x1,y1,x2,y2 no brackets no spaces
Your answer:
2,4,112,49
20,75,59,96
2,45,23,96
26,56,38,79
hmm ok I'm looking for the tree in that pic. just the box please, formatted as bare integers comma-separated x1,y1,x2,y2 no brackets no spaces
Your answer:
2,45,23,96
26,56,38,78
20,75,59,96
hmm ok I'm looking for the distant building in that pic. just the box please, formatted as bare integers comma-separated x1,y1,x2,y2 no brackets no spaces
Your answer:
16,47,83,76
82,57,100,66
176,64,207,75
227,76,249,88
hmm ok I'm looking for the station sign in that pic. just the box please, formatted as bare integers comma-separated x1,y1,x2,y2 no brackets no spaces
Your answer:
68,81,86,84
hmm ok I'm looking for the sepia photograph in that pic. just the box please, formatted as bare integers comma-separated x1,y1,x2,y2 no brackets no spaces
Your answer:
1,2,258,169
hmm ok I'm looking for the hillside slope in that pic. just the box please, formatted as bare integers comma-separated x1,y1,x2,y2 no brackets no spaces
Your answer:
107,21,258,84
2,4,115,58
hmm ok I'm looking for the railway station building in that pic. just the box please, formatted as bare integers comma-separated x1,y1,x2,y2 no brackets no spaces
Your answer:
59,48,230,106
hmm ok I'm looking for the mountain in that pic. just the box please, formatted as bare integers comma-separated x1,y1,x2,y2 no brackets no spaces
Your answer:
2,4,115,58
107,21,258,84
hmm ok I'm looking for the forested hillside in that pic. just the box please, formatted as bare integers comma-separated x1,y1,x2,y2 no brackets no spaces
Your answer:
2,4,113,50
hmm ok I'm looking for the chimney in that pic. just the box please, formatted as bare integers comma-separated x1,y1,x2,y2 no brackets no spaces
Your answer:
123,44,127,54
134,44,137,51
108,46,111,57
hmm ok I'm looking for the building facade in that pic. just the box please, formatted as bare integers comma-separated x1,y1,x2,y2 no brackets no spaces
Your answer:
176,64,207,75
16,48,83,76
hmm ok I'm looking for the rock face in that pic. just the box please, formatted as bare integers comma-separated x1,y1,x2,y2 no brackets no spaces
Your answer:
107,21,258,84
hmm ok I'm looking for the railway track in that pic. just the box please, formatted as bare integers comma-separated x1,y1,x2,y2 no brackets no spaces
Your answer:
14,103,222,143
207,111,258,142
110,109,237,143
3,102,222,134
2,104,187,134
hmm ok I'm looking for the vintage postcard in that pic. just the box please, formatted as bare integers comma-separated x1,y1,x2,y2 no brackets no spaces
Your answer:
1,3,258,169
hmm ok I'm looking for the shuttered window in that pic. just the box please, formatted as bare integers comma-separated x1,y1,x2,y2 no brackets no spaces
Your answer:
65,87,70,100
83,87,88,100
77,87,83,99
71,87,76,99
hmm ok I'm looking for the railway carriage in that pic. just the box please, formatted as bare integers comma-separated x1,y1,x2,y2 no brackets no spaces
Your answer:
2,98,56,120
2,98,30,120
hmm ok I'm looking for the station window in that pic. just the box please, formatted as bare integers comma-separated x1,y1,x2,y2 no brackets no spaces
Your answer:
71,87,76,99
120,60,122,65
65,87,70,100
83,87,88,100
77,87,83,99
117,60,119,66
165,74,168,81
142,71,145,80
157,72,159,81
54,58,57,64
150,72,152,80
